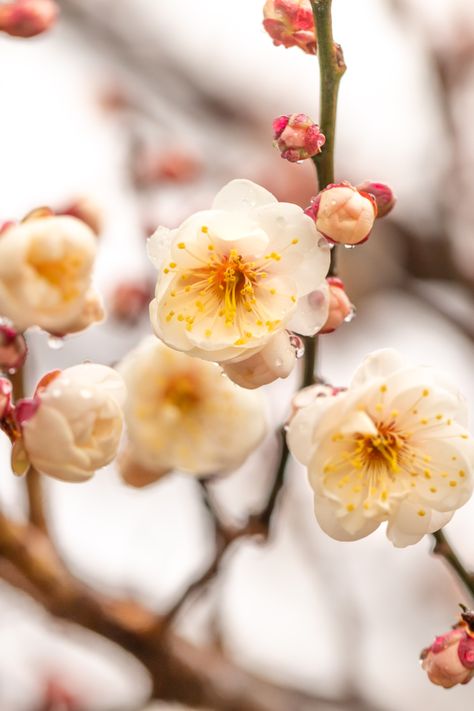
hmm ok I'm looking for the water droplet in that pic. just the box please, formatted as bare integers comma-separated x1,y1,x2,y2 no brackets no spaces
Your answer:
318,237,330,249
283,422,290,432
274,358,283,368
7,367,17,375
343,244,356,250
288,333,305,359
330,199,337,206
345,305,357,323
48,335,64,350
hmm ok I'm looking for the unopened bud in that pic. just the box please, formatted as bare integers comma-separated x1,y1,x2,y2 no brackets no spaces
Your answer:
0,378,13,419
263,0,317,55
421,611,474,689
320,277,354,334
305,181,377,245
357,180,396,218
109,281,154,324
59,197,103,236
0,0,58,38
0,320,27,373
273,113,325,163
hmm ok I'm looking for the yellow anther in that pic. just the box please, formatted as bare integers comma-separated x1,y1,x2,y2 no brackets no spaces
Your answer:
291,238,299,244
422,389,430,397
346,504,355,512
417,509,426,517
201,225,208,233
449,480,457,487
430,487,438,493
380,385,387,393
459,470,466,478
169,262,177,268
177,242,186,249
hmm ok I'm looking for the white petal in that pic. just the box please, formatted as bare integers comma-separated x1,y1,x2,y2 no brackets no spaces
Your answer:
287,282,329,336
147,226,175,270
351,349,407,388
294,243,331,296
386,500,438,547
314,496,380,542
212,179,277,212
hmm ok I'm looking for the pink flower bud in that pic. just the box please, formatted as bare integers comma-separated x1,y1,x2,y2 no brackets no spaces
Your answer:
0,0,58,38
421,618,474,689
0,378,13,419
320,277,354,334
59,197,103,236
305,182,377,245
263,0,317,55
273,113,325,163
357,180,396,218
109,281,154,324
0,319,27,372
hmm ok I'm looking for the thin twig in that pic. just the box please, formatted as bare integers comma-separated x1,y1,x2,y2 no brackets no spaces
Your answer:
432,530,474,601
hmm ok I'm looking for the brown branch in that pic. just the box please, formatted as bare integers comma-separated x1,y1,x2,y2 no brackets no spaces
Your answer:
0,511,369,711
432,530,474,602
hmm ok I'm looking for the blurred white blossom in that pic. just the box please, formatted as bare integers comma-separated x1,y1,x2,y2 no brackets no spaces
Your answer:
0,215,100,335
118,336,266,480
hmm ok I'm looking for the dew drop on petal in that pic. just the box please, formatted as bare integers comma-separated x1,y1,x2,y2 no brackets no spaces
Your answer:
288,333,305,359
7,367,17,375
343,244,356,250
344,305,357,323
47,335,65,350
275,358,284,368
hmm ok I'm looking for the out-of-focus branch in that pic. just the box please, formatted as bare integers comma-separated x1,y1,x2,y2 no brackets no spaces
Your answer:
0,512,370,711
432,530,474,601
9,367,49,534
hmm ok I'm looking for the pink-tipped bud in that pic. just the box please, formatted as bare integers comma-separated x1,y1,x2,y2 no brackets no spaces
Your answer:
59,197,103,236
320,277,354,334
0,320,27,373
109,281,154,324
0,378,13,419
263,0,317,55
305,181,377,245
273,113,325,163
0,0,58,38
357,180,396,218
421,612,474,689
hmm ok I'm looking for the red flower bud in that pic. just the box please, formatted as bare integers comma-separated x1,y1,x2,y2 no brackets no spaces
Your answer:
273,113,325,163
0,0,58,38
357,180,396,218
263,0,317,55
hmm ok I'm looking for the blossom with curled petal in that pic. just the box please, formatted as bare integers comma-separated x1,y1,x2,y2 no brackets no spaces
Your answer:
421,610,474,688
118,337,266,482
0,215,101,335
287,349,474,547
21,364,125,482
148,179,330,373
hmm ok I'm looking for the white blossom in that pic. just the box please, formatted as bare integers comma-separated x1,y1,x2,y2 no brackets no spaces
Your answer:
287,349,474,547
22,364,125,482
118,336,267,480
148,179,330,372
0,215,100,334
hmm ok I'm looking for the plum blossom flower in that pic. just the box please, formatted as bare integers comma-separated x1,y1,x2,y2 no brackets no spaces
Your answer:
263,0,317,55
0,319,27,372
0,215,101,335
21,364,125,482
118,337,266,481
0,0,57,38
305,181,377,245
273,114,325,163
222,330,297,389
148,179,330,379
287,349,474,547
421,610,474,688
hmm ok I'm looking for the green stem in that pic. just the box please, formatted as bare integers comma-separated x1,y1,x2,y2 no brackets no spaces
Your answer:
432,530,474,601
310,0,346,276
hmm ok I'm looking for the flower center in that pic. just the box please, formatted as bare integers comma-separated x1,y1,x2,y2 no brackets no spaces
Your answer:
28,250,85,302
163,374,200,412
354,423,406,475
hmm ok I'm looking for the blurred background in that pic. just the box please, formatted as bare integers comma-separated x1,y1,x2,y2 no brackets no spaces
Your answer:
0,0,474,709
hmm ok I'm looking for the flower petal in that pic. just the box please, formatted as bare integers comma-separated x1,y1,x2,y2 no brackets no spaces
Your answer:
212,179,277,212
